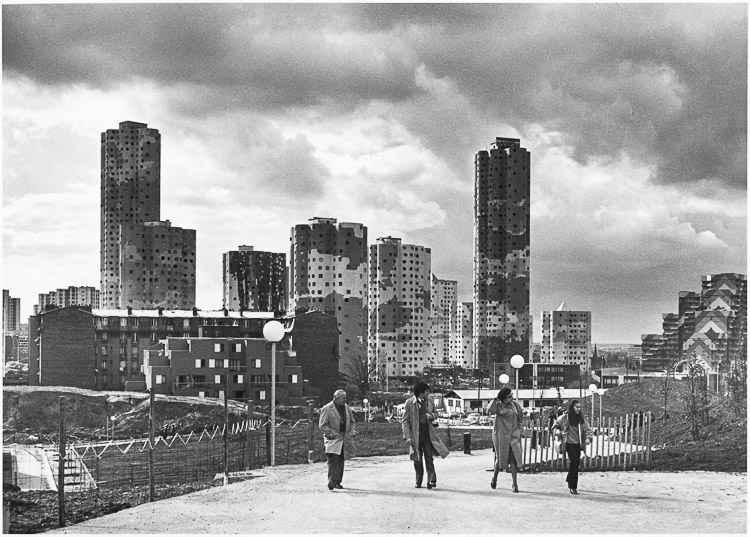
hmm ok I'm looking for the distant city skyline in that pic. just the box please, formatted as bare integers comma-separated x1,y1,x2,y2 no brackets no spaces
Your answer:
2,3,746,343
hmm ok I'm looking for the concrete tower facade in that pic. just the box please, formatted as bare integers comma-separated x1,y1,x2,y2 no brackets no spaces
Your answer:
540,308,592,369
368,237,432,379
34,286,100,315
223,245,287,313
119,220,196,309
3,290,21,332
450,302,474,369
289,217,368,373
473,137,531,370
700,273,747,370
101,121,161,308
430,275,457,366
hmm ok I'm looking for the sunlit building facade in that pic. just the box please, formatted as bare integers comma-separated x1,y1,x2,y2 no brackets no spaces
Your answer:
430,275,457,366
368,237,432,378
289,217,368,374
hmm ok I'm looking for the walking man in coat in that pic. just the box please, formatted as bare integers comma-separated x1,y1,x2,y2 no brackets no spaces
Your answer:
319,389,356,491
402,381,449,489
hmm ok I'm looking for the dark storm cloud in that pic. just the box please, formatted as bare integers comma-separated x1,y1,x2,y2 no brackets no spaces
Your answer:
404,4,746,189
3,3,745,189
2,3,420,108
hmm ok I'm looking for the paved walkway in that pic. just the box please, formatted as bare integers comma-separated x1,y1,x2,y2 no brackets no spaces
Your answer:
48,449,746,534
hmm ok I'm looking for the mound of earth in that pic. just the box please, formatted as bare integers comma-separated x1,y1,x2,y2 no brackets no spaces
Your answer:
3,386,263,444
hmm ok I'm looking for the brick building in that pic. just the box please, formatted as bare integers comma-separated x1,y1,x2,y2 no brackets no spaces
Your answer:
28,306,97,389
143,337,310,405
27,307,339,400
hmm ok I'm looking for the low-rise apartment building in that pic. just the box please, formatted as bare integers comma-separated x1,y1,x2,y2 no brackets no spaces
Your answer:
143,337,310,405
28,306,339,401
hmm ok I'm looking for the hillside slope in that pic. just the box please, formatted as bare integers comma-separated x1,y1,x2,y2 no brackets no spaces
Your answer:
3,386,253,443
3,380,745,472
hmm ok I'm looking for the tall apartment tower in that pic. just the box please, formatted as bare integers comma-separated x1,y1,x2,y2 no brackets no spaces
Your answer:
34,286,100,315
678,290,702,355
662,313,680,364
223,245,287,313
3,290,21,332
540,307,592,369
450,302,474,369
368,237,432,379
119,220,196,309
700,273,747,369
430,275,457,366
473,137,531,370
101,121,161,308
290,218,368,373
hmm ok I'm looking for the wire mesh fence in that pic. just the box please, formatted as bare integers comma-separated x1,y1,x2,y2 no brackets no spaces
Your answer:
3,413,651,533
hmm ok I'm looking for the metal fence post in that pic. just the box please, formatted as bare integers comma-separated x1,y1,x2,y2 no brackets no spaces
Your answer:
58,397,66,528
224,372,229,486
622,414,628,471
148,383,155,502
248,400,255,470
307,400,315,464
646,416,652,471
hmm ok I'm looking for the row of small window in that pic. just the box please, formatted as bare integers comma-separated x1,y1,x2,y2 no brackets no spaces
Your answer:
97,318,255,329
195,358,243,369
213,343,244,353
175,374,299,384
99,347,141,357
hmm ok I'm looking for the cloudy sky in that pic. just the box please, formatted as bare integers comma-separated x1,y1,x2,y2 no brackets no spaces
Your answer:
2,3,746,343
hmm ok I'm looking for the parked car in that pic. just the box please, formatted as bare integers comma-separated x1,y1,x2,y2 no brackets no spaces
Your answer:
463,413,481,425
478,416,494,426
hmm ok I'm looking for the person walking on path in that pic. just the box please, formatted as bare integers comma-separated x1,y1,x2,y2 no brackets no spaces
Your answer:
552,399,592,495
319,390,356,491
488,387,523,493
402,381,449,489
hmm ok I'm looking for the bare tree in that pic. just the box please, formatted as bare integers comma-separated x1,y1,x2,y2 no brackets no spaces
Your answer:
726,341,747,419
343,354,375,400
681,354,710,440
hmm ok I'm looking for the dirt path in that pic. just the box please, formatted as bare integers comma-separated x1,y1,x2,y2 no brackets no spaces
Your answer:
48,449,746,534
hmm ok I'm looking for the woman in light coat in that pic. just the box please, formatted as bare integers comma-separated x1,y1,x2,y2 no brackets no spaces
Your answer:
488,387,523,493
402,381,449,489
552,399,592,495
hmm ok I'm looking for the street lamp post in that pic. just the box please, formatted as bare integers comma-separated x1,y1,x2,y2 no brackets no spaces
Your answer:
476,369,481,413
597,388,604,426
263,320,285,467
588,383,598,426
498,373,510,387
510,355,525,399
363,398,369,433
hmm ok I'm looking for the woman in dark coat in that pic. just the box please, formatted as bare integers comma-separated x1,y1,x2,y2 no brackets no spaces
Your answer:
552,399,592,495
488,387,523,493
